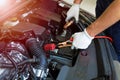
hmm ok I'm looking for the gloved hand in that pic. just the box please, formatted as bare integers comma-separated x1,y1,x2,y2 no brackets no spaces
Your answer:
65,4,80,22
72,29,94,49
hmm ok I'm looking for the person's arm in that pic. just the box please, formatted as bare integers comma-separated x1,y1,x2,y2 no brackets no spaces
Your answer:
72,0,120,49
87,0,120,37
73,0,82,4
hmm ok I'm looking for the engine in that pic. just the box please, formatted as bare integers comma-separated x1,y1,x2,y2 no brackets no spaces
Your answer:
0,20,78,80
0,23,49,80
0,0,96,80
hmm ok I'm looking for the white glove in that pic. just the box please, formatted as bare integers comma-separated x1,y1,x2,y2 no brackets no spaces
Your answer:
66,4,80,22
72,29,94,49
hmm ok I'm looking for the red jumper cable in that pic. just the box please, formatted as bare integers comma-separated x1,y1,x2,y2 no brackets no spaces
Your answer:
94,36,113,42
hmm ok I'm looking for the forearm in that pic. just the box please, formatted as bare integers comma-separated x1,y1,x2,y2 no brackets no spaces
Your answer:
86,0,120,37
73,0,82,4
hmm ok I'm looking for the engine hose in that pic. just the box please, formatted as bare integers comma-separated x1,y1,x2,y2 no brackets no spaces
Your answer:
0,59,40,68
25,38,48,78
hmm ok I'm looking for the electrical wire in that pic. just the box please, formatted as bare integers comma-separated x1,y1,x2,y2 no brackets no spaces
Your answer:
94,36,113,42
6,53,18,80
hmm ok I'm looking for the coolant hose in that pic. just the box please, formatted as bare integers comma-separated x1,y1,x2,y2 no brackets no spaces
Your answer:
25,38,47,78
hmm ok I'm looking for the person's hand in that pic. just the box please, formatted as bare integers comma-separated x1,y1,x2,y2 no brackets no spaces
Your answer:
72,29,94,49
65,4,80,22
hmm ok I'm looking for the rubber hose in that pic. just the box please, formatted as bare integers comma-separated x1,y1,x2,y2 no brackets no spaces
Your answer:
25,38,47,70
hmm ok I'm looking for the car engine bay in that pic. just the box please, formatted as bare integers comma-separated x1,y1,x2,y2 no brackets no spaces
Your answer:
0,0,118,80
